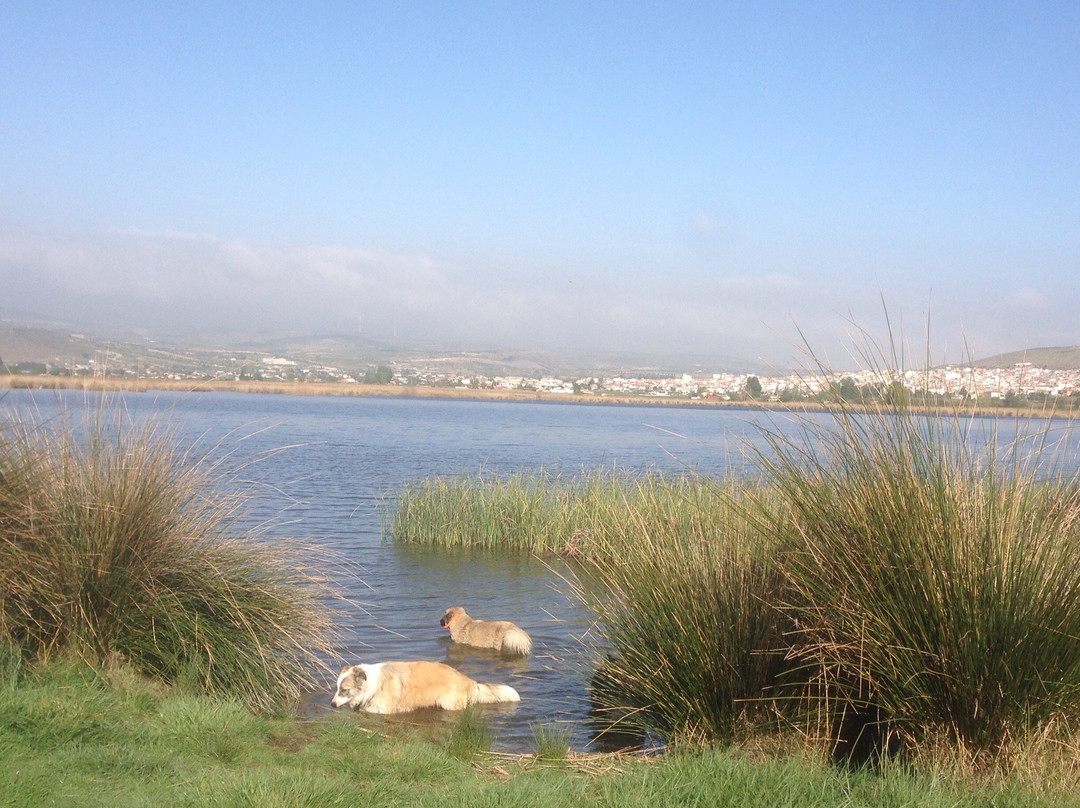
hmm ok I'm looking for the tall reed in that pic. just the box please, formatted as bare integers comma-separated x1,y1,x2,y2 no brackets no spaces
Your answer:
573,477,792,744
391,471,591,554
391,469,750,557
0,402,339,710
754,386,1080,760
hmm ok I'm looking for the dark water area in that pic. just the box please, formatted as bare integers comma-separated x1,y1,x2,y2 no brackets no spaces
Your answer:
4,388,1079,753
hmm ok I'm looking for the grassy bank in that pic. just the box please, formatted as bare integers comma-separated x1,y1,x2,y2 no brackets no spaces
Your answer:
1,655,1072,808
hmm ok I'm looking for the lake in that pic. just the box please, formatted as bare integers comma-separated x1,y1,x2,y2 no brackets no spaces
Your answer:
4,388,1078,752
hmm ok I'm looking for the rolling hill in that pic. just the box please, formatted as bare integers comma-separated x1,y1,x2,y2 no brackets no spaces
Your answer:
966,346,1080,370
2,321,1079,377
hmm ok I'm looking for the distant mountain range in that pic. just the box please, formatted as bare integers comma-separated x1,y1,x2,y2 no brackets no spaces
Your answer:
2,321,1079,377
0,322,764,378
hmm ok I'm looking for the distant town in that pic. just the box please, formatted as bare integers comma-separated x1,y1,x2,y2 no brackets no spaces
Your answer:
4,329,1080,411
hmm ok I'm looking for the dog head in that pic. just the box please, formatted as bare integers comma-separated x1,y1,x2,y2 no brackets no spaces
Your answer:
331,664,369,709
440,606,467,628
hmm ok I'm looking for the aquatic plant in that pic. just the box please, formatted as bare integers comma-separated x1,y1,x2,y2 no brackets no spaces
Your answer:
0,402,339,710
390,470,589,554
391,468,751,558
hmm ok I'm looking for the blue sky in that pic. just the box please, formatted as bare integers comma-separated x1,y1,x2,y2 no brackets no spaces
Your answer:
2,2,1078,369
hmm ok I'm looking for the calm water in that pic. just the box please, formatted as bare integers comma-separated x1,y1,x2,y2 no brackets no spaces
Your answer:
5,388,1079,752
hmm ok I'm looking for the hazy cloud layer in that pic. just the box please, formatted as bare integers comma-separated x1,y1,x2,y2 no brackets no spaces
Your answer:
2,224,1074,369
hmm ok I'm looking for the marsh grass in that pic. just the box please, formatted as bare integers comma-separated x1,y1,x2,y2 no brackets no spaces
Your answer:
391,470,604,554
391,468,757,558
573,477,794,745
754,389,1080,761
0,401,340,710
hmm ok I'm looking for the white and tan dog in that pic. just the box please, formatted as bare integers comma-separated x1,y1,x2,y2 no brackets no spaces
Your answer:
331,660,520,714
440,606,533,656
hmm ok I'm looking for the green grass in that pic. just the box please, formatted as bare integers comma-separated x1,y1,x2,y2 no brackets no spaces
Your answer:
532,720,574,761
1,656,1074,808
0,402,341,711
445,706,495,759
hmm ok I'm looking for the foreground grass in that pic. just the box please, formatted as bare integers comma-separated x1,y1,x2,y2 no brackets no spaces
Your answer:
1,658,1074,808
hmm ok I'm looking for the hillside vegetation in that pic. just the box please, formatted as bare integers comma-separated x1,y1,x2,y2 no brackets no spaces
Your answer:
969,346,1080,370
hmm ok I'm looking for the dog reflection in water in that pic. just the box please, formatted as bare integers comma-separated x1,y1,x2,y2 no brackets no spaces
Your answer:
439,606,533,656
331,660,520,714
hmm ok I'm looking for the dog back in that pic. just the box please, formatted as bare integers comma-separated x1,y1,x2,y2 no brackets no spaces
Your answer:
440,607,533,656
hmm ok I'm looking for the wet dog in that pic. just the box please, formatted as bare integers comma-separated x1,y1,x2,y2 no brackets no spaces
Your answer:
331,660,520,714
440,606,533,656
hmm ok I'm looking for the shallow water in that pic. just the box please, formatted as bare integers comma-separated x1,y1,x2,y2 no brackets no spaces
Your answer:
5,388,1078,752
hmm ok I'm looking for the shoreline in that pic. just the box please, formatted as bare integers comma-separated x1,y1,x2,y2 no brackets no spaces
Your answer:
0,374,1070,419
0,374,781,408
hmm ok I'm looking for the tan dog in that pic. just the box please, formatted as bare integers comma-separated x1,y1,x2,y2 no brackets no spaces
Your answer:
331,660,520,714
440,606,533,656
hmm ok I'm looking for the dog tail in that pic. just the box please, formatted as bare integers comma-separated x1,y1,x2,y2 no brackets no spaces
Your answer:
470,682,521,705
501,627,533,656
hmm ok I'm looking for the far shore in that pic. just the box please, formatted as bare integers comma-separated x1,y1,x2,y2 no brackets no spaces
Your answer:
0,374,1068,419
0,374,779,408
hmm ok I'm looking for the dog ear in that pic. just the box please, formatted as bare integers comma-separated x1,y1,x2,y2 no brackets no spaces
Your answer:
338,664,353,675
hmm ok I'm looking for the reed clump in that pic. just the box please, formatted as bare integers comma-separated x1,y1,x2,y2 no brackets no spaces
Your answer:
756,395,1080,764
573,478,792,745
391,471,590,554
0,404,338,711
391,469,746,557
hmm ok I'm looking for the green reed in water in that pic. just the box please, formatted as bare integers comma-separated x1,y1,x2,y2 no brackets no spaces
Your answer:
390,469,747,558
574,477,793,746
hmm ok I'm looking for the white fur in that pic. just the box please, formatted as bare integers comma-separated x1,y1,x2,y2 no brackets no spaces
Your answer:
331,663,383,709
